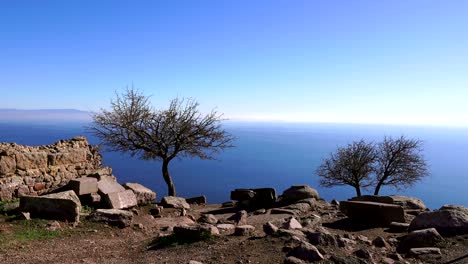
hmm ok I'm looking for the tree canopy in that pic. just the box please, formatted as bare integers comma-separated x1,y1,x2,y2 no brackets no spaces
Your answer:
89,88,235,196
316,136,428,197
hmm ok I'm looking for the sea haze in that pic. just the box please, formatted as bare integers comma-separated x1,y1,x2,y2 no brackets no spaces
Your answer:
0,120,467,209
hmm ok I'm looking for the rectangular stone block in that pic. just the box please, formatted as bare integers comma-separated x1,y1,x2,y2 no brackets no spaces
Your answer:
104,189,137,209
68,177,98,195
97,179,125,195
339,201,405,226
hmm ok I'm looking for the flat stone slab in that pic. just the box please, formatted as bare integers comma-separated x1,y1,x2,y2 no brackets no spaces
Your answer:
89,209,133,228
161,196,190,209
123,182,156,205
339,201,405,226
98,179,125,195
19,190,81,223
103,189,138,209
68,177,98,195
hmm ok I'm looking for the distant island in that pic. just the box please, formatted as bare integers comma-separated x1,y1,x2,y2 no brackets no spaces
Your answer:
0,109,91,122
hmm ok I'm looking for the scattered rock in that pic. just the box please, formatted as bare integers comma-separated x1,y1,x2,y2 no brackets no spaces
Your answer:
221,201,235,207
253,208,266,215
67,177,98,195
398,228,444,253
408,247,441,256
351,195,426,210
19,190,81,223
186,196,207,205
18,212,31,220
97,178,126,195
89,208,133,228
270,208,297,215
339,201,405,225
282,217,303,230
409,205,468,236
372,236,390,248
173,224,219,240
263,221,279,235
161,196,190,209
227,210,248,225
45,220,62,231
103,189,138,209
149,205,163,216
306,230,337,246
198,214,218,225
123,183,156,205
287,241,324,262
283,256,306,264
216,224,236,234
331,199,340,206
281,185,319,205
188,261,204,264
389,222,409,232
354,248,371,259
234,225,255,236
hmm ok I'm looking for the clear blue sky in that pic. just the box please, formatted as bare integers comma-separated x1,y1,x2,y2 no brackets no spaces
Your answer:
1,1,468,126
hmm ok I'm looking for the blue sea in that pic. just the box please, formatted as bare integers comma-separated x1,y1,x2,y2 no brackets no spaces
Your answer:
1,121,467,209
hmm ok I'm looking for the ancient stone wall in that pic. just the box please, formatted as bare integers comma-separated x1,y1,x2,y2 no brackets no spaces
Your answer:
0,136,111,200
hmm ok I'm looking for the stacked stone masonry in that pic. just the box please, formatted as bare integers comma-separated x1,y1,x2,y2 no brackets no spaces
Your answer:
0,136,110,200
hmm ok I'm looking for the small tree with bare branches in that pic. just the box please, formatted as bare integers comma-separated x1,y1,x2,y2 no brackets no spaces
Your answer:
316,140,376,197
89,88,235,196
373,136,428,195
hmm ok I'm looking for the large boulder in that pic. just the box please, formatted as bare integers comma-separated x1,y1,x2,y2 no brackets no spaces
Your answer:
339,201,405,226
67,177,98,195
281,185,319,205
161,196,190,209
350,195,426,210
97,178,126,195
230,188,277,209
103,189,138,209
408,205,468,236
123,182,156,205
398,228,444,253
89,209,133,228
19,190,81,223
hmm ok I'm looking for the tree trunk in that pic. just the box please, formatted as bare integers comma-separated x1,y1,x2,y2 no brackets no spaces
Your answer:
374,181,383,195
355,186,362,197
162,159,176,196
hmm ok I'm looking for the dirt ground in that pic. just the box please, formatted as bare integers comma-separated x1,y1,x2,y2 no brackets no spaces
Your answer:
1,204,467,264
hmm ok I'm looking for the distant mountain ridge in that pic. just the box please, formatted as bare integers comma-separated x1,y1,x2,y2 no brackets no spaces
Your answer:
0,109,92,121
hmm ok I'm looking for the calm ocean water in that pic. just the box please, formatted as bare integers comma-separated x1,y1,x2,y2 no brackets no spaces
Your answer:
1,121,467,209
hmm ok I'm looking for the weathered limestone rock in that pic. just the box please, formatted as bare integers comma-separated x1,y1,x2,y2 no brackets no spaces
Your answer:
173,224,219,240
0,137,109,200
19,190,81,223
339,201,405,225
230,188,277,209
283,217,303,230
198,214,218,225
408,247,441,256
186,195,207,205
216,224,236,234
389,222,410,232
351,195,426,210
80,193,101,206
89,208,133,228
227,210,248,225
409,205,468,236
263,221,279,235
287,241,324,262
281,185,319,205
398,228,444,253
123,182,156,205
68,177,98,195
103,189,138,209
234,225,256,236
97,179,125,195
161,196,190,209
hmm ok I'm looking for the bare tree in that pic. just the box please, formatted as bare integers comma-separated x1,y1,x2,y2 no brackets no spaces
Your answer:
89,88,235,196
316,140,376,197
373,136,428,195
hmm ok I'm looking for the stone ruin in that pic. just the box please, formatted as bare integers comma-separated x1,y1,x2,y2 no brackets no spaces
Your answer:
0,136,107,200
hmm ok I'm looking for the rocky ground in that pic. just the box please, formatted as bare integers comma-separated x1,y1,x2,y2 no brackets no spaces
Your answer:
1,198,467,264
